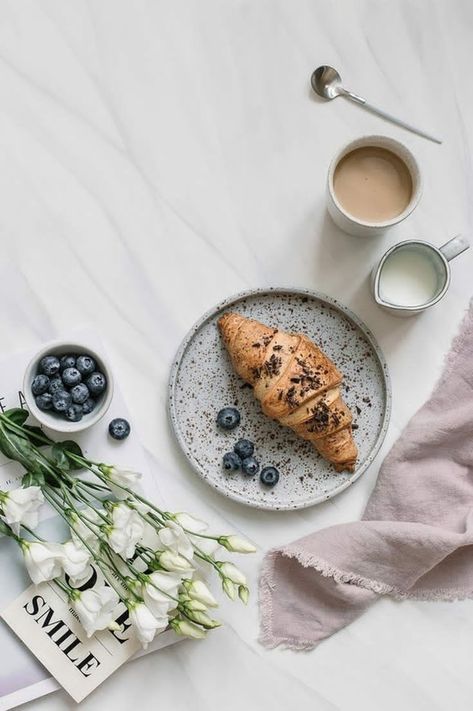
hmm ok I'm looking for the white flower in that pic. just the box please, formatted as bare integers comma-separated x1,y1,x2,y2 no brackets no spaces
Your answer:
128,601,167,648
70,508,103,553
72,585,119,638
218,535,256,554
194,537,220,556
158,549,194,573
219,562,246,585
173,512,219,555
22,541,64,584
69,565,95,588
142,571,180,617
173,512,207,534
61,540,91,580
101,466,142,499
139,521,161,550
0,486,44,534
158,521,194,561
171,617,207,639
184,579,218,608
106,503,144,559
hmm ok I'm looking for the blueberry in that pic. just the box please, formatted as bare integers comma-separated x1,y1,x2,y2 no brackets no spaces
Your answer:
260,466,280,487
52,389,72,413
39,355,60,377
71,383,90,404
48,377,64,395
223,452,241,471
242,456,260,476
76,354,96,376
234,439,254,459
31,374,50,396
86,372,107,395
81,398,96,415
216,407,240,430
65,404,83,422
108,418,131,440
62,367,82,387
36,393,53,411
60,354,76,371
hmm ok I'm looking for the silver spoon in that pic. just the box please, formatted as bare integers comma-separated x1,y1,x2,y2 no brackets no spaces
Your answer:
311,65,442,145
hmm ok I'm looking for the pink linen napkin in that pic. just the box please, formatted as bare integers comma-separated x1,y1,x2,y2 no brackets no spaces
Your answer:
259,303,473,650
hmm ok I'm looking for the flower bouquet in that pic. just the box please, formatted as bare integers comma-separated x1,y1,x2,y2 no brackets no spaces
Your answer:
0,409,255,648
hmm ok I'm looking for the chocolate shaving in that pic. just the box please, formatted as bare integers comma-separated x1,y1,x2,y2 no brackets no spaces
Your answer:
306,401,330,433
285,385,299,409
251,353,282,381
263,353,282,377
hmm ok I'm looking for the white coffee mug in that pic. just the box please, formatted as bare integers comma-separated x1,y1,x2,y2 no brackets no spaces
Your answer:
326,135,422,238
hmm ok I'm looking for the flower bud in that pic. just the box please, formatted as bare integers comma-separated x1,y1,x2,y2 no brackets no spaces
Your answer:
99,466,142,499
184,579,218,608
222,577,237,600
238,585,250,604
218,535,256,553
171,617,207,639
218,562,247,585
182,598,207,612
159,550,193,572
173,512,208,534
184,608,221,629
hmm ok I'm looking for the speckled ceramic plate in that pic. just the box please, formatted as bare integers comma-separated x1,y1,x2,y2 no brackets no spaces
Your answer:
168,288,391,511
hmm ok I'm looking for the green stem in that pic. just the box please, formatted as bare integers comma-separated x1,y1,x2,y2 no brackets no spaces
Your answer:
53,577,73,596
0,416,52,448
19,524,45,541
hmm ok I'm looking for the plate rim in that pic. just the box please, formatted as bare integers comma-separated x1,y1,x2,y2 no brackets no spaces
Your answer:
168,287,392,511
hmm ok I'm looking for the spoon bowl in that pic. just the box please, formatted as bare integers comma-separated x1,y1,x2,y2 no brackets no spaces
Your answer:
311,65,343,100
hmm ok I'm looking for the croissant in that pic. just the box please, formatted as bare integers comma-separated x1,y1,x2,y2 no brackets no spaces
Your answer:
218,312,358,472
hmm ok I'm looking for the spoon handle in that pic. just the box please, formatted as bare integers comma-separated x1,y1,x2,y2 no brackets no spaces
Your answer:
342,91,442,144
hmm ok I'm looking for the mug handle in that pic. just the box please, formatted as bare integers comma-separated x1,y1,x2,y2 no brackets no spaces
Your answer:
439,234,470,261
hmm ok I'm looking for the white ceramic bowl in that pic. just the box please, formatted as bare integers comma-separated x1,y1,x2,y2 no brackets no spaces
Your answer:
326,134,422,237
23,340,114,434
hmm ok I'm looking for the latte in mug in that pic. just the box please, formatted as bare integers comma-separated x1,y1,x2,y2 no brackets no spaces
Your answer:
326,136,422,237
333,146,413,222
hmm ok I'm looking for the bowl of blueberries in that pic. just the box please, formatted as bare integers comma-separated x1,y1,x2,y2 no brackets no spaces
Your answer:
23,342,114,433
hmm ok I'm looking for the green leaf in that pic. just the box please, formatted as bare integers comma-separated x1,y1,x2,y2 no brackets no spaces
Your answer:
22,471,45,487
0,425,33,464
0,423,53,484
61,440,84,470
4,408,29,426
51,443,70,471
50,440,84,471
23,425,53,446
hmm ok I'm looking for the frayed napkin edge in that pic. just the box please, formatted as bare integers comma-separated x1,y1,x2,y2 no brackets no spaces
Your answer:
258,546,473,651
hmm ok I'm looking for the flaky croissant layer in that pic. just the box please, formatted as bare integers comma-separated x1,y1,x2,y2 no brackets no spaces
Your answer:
218,312,358,472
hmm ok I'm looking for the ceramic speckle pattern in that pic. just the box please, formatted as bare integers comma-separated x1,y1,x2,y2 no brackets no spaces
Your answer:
168,288,391,510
